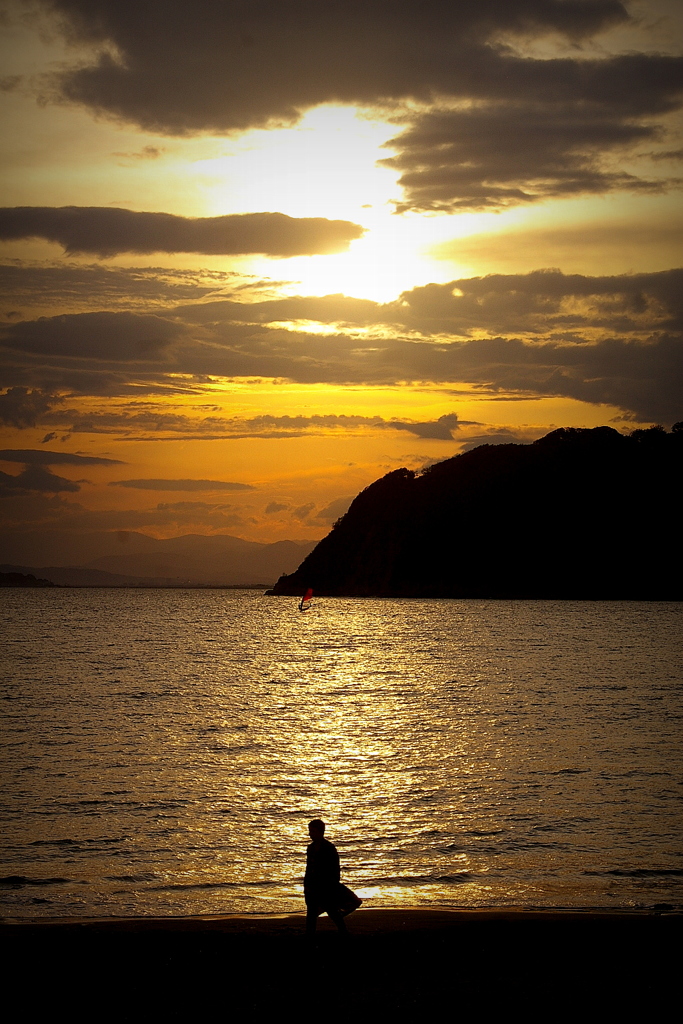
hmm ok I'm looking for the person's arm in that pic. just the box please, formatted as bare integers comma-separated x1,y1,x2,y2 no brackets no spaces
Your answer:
330,843,340,885
304,845,313,896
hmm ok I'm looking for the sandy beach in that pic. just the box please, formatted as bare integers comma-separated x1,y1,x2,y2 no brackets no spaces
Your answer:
2,908,679,1018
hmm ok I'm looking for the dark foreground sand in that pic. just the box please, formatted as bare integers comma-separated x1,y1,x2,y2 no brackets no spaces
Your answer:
2,908,680,1019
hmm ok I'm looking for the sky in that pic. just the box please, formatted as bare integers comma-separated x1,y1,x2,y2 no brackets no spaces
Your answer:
1,0,682,554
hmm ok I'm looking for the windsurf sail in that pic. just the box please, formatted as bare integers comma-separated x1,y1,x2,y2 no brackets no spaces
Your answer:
298,587,313,611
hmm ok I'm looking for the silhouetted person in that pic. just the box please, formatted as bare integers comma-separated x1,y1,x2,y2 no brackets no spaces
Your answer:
304,819,360,936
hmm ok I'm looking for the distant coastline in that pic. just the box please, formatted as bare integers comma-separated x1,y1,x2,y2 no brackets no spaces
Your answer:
0,571,271,590
0,571,54,588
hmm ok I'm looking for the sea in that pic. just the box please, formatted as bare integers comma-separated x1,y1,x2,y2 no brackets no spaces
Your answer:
1,590,682,919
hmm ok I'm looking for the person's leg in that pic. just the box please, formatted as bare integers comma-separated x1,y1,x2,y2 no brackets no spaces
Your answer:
326,908,348,934
306,905,318,936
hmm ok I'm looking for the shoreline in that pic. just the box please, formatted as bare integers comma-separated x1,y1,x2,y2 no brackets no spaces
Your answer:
2,905,681,932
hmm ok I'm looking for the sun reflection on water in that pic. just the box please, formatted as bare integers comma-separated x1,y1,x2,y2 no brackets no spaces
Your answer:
1,590,682,917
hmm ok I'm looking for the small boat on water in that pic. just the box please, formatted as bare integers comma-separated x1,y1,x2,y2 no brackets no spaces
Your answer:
298,587,313,611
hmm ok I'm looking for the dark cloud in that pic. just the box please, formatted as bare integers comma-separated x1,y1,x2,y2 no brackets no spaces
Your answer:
42,409,464,442
34,2,683,210
382,100,673,213
0,207,363,258
0,262,241,316
292,502,315,521
112,145,165,160
0,75,22,92
0,447,120,496
42,407,239,438
1,310,186,361
315,496,354,522
0,465,81,494
0,448,122,465
39,1,630,133
649,148,683,162
0,364,203,400
389,413,460,440
0,386,57,427
392,268,683,337
263,495,354,521
1,270,681,421
109,478,255,491
173,271,683,420
173,267,683,338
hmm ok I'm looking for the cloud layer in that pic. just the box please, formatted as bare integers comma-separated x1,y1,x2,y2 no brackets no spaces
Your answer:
0,387,56,427
0,207,363,257
108,478,255,491
1,267,681,421
35,410,467,443
383,96,677,212
0,448,122,465
39,0,632,132
33,0,683,211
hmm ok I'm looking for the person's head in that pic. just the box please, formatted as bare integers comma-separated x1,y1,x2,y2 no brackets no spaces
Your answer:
308,818,325,840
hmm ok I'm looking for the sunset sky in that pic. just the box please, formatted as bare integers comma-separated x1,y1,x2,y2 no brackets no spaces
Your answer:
1,0,682,555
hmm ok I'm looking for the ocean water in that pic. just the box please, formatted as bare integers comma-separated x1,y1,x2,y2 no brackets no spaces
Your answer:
1,589,682,918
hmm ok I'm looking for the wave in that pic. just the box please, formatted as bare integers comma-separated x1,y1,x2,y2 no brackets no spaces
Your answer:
105,873,158,883
0,875,72,887
148,879,280,892
361,872,471,886
30,836,129,846
585,868,683,877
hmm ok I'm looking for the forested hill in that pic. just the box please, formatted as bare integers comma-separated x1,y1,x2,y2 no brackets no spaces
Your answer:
268,425,683,599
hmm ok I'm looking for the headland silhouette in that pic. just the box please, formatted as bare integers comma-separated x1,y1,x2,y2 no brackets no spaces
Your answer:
269,425,683,599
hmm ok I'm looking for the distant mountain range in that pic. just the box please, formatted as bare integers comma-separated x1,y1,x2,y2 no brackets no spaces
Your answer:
269,425,683,600
0,533,316,587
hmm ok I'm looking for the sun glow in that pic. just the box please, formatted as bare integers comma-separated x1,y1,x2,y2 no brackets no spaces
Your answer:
198,105,399,221
194,105,483,301
248,224,449,303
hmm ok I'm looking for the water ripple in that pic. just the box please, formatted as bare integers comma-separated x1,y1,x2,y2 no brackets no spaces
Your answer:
1,591,682,917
